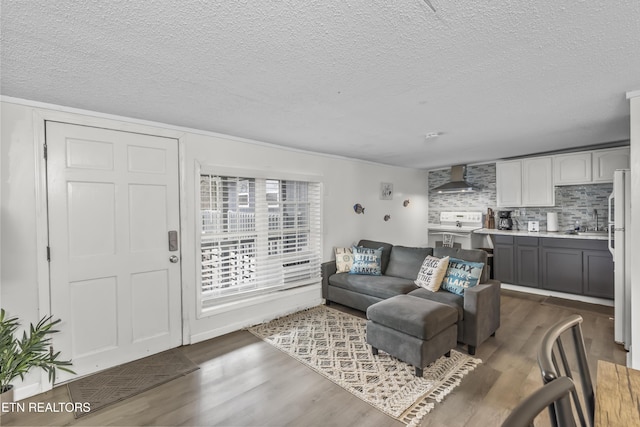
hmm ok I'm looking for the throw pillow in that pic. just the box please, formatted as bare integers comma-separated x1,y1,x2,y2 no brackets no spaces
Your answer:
441,257,485,296
415,255,450,291
349,246,383,276
334,247,354,273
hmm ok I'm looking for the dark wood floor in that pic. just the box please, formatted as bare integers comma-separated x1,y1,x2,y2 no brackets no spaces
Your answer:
2,290,626,426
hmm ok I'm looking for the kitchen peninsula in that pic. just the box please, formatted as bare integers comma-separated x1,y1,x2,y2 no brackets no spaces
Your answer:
475,228,613,300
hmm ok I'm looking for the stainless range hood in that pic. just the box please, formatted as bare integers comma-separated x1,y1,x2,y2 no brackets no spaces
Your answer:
432,165,479,193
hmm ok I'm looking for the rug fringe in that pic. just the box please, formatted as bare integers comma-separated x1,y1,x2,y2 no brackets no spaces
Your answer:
400,356,481,425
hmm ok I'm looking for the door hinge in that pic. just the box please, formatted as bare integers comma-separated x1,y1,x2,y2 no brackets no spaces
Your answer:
46,246,51,262
44,143,48,160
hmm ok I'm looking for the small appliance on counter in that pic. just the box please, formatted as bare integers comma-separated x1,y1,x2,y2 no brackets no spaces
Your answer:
546,212,559,232
497,210,513,230
527,221,539,232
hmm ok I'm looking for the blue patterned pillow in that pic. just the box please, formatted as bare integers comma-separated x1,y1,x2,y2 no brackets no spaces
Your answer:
441,257,485,296
349,246,383,276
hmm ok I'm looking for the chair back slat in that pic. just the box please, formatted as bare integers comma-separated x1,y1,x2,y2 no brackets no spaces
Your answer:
502,377,578,427
537,314,594,427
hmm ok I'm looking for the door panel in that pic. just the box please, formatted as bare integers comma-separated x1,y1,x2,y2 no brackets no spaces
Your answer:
46,121,181,383
131,270,171,342
68,182,116,257
70,277,118,357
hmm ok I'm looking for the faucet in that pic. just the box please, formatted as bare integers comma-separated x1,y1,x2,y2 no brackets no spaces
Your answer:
593,209,599,231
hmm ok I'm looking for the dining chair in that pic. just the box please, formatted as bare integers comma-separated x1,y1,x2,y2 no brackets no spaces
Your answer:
501,376,577,427
537,314,594,427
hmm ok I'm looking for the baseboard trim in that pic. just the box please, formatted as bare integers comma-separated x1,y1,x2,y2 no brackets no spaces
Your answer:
501,283,613,307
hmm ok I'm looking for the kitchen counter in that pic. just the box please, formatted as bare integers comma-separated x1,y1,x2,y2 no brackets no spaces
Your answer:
474,228,609,241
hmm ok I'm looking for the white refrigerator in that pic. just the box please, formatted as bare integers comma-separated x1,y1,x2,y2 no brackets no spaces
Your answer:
609,169,631,349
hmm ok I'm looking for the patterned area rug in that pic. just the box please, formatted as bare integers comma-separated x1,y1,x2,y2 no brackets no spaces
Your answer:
67,348,199,418
249,306,481,426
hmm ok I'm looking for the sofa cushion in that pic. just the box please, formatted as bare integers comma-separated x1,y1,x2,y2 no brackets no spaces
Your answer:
441,257,484,296
358,240,393,274
350,246,383,275
385,246,434,280
415,256,450,292
408,287,464,322
329,273,418,300
433,247,489,283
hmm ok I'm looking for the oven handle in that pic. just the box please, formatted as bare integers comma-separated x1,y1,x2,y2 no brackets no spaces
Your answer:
428,231,469,238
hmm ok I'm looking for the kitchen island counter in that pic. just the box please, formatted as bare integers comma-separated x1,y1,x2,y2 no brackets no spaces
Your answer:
474,228,608,241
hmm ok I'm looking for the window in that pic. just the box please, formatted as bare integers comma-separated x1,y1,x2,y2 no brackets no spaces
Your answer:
199,172,322,309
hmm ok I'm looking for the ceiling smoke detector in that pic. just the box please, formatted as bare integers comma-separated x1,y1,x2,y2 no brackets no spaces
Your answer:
424,132,442,140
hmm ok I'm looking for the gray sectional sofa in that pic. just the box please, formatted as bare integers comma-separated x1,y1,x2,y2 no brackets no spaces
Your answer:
321,239,501,355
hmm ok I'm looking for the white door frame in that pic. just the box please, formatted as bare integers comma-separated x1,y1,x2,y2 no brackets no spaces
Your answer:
31,107,190,391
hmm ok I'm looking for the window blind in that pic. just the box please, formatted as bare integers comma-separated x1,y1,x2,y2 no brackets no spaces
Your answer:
199,174,321,306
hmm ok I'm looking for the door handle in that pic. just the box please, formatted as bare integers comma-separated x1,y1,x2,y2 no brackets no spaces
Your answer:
168,230,178,251
169,255,179,263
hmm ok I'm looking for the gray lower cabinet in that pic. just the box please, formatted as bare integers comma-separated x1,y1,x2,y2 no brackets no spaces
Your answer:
583,250,615,299
540,246,583,294
540,238,613,299
493,236,515,284
493,235,539,287
516,237,540,288
491,235,614,299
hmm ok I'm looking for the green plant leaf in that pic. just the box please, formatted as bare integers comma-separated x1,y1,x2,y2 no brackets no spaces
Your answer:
0,308,75,391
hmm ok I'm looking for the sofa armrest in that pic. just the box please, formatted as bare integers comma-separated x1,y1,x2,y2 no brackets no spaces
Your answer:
462,279,501,347
321,261,337,300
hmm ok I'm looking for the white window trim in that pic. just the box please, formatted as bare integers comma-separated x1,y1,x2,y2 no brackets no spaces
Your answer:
195,162,323,318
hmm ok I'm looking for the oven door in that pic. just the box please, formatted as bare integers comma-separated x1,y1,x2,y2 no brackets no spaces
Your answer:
427,231,471,249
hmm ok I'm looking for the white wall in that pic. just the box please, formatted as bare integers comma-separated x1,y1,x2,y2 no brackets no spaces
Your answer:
182,131,429,342
0,99,429,398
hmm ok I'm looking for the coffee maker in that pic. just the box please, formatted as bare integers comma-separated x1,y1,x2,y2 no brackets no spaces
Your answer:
497,210,513,230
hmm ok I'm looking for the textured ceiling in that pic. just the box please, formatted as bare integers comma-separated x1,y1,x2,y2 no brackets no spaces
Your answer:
2,1,639,169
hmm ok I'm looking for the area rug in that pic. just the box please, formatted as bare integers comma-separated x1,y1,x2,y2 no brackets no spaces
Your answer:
248,306,481,426
67,348,199,418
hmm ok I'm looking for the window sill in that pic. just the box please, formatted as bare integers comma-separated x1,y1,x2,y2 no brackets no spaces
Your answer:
198,282,320,319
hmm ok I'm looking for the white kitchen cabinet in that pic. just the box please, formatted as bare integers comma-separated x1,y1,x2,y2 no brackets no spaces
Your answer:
553,147,630,185
554,152,592,185
496,160,522,207
592,147,630,182
522,156,555,206
496,157,554,207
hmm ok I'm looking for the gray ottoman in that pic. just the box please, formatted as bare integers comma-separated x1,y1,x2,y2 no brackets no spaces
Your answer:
366,295,458,376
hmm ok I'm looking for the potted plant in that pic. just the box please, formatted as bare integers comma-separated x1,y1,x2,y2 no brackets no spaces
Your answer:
0,308,75,402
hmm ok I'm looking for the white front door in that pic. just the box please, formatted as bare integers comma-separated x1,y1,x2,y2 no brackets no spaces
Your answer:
46,122,182,382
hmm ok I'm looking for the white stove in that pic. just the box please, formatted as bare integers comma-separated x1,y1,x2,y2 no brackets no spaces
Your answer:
428,211,484,249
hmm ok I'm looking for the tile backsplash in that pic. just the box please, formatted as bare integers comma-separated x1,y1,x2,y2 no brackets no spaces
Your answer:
428,164,496,222
428,163,612,231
